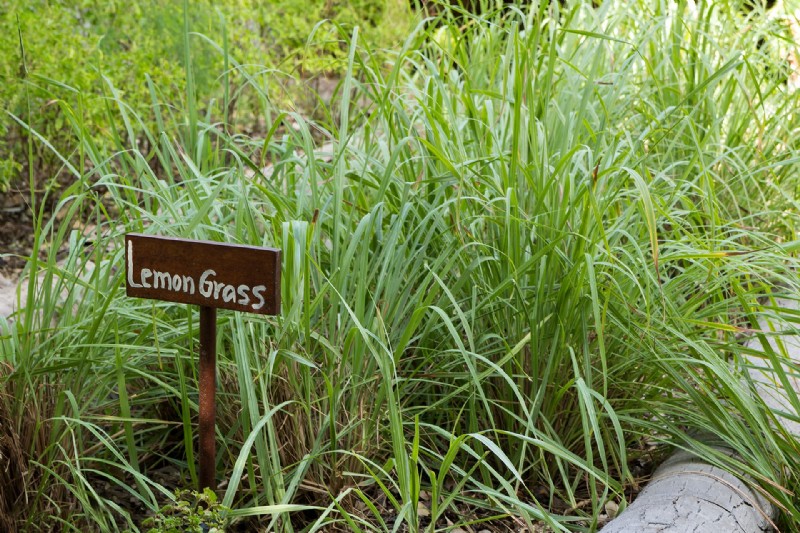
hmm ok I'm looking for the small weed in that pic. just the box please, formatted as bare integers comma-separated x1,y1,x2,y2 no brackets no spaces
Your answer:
142,488,229,533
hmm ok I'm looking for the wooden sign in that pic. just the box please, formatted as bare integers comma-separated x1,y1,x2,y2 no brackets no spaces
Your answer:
125,233,282,491
125,233,281,315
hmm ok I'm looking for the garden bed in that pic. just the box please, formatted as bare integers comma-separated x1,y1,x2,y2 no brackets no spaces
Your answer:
3,1,800,531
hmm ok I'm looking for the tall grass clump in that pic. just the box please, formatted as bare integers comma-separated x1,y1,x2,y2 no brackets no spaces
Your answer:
4,0,800,531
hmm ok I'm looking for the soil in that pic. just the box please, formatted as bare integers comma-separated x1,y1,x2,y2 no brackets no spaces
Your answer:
0,187,36,277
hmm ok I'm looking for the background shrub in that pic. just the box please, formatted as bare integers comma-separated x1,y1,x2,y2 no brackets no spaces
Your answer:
0,0,412,192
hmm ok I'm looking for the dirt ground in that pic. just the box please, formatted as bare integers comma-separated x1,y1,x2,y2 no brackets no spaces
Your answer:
0,187,35,275
0,185,37,317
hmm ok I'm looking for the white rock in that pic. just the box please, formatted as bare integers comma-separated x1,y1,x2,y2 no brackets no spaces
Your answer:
603,298,800,532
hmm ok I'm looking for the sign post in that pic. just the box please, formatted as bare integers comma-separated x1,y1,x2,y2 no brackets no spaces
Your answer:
125,234,281,491
198,305,217,491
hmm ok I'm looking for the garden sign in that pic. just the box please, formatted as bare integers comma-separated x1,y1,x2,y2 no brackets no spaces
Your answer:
125,234,281,490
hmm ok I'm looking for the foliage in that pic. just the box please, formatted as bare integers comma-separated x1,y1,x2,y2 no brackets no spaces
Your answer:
141,489,229,533
3,1,800,532
0,0,411,192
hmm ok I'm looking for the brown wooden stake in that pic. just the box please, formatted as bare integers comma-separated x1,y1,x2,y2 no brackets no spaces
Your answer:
198,306,217,491
125,234,281,493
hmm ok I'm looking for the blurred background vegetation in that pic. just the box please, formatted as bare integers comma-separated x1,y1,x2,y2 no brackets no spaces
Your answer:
0,0,412,192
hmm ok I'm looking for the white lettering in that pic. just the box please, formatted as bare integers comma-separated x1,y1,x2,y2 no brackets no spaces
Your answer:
222,285,236,303
183,275,195,295
237,285,250,306
213,281,225,299
141,268,152,288
127,240,143,288
134,264,265,310
153,271,172,290
199,269,215,297
252,285,266,310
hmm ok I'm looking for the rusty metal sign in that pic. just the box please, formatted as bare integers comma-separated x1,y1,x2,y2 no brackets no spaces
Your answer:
125,233,281,315
125,233,282,491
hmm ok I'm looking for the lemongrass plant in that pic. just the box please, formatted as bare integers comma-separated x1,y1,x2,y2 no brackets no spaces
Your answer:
3,0,800,531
